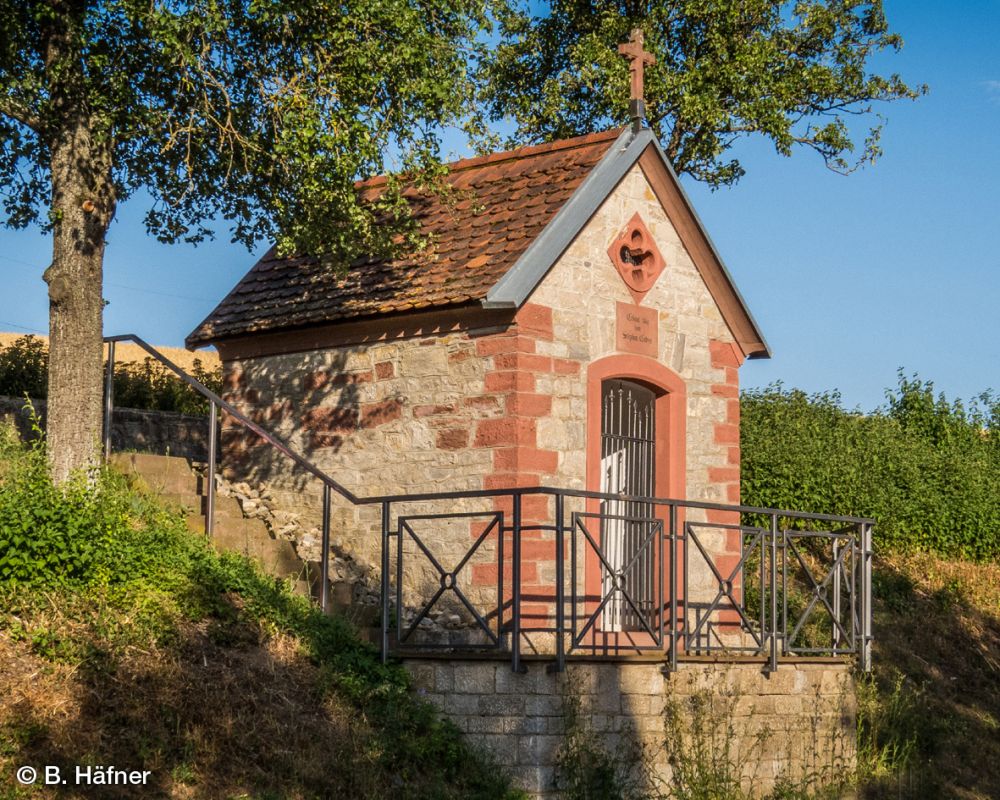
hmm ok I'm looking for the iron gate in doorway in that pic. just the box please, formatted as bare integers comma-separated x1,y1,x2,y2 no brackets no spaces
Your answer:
600,379,657,633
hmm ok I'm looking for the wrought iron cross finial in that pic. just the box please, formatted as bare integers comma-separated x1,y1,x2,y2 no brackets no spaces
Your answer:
618,28,655,131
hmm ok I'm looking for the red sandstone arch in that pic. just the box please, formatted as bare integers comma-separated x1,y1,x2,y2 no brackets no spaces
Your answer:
586,353,686,502
582,354,687,650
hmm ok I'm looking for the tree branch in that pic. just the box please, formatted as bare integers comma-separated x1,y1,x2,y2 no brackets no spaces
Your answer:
0,95,42,132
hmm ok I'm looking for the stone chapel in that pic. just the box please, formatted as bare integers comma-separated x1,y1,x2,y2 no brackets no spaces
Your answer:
186,96,865,796
187,120,770,587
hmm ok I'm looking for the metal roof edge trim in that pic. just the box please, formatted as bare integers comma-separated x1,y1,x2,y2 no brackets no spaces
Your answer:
483,127,650,309
645,138,771,359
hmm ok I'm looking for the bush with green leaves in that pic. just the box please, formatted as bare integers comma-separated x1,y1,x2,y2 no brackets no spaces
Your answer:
741,373,1000,560
0,335,47,399
0,335,221,414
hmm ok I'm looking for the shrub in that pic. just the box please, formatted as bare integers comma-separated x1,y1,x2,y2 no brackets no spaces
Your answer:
0,335,221,414
741,373,1000,560
111,356,221,414
0,335,47,398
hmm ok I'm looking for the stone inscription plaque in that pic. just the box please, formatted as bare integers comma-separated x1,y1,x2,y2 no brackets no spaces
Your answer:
615,302,658,357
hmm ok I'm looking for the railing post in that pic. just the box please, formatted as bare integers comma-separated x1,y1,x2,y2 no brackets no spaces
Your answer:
320,484,331,613
832,536,841,651
381,501,391,664
102,340,115,460
769,512,779,673
683,511,689,654
554,493,565,673
205,401,217,537
668,504,678,674
512,492,523,673
861,522,873,672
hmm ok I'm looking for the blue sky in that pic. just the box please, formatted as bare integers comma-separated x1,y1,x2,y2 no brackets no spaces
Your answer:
1,1,997,411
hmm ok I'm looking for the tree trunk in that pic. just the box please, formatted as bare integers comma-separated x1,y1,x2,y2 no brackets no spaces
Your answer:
44,120,115,484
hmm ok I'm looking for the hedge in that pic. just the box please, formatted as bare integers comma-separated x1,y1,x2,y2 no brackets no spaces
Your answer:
741,374,1000,560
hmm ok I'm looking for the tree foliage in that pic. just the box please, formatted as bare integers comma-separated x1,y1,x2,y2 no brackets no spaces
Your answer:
0,0,488,259
478,0,925,186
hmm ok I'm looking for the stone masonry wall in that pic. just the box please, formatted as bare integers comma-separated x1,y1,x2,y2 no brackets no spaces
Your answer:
405,659,857,799
0,395,210,461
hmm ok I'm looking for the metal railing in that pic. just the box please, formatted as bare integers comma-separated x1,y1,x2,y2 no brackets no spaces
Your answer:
372,489,872,674
101,335,874,674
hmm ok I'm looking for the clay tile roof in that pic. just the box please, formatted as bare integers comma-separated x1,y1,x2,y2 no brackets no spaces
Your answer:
186,128,625,347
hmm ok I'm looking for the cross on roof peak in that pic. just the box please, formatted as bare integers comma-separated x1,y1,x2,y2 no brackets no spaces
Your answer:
618,28,655,132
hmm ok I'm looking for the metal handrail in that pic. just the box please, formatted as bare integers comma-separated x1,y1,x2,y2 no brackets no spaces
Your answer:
103,333,359,609
104,335,359,502
101,334,874,673
102,334,877,522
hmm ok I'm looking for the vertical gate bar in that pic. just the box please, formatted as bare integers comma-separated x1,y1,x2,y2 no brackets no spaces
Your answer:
769,512,779,673
497,505,505,650
739,523,744,623
320,484,331,613
782,521,788,656
668,504,677,672
555,493,565,672
571,505,578,649
512,493,523,673
395,506,404,649
205,401,217,538
832,537,841,650
102,340,116,459
849,528,858,650
656,511,662,649
683,516,689,653
380,501,391,664
759,529,766,656
862,522,873,672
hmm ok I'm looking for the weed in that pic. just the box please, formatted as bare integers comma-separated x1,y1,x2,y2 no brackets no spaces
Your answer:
855,673,920,788
554,693,646,800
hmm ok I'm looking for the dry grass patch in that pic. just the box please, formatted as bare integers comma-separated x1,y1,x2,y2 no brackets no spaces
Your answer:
865,552,1000,799
0,604,391,799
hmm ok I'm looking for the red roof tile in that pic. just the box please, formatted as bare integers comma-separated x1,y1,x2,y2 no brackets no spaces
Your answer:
187,128,624,346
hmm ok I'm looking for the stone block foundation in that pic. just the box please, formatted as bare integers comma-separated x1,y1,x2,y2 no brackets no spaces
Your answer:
404,658,856,798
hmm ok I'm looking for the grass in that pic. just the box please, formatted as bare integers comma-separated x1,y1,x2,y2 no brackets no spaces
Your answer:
858,553,1000,800
0,426,523,799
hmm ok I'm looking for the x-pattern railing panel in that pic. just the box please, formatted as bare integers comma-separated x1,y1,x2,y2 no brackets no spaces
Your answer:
394,511,504,651
782,529,860,656
683,522,768,656
569,511,665,653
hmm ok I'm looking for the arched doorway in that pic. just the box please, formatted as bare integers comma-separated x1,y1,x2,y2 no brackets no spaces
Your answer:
585,355,687,642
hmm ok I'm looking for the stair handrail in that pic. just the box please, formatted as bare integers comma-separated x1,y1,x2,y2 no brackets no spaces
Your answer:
103,334,360,504
103,333,360,612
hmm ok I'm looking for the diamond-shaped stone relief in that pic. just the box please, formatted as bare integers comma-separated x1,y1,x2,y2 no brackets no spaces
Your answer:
607,212,665,305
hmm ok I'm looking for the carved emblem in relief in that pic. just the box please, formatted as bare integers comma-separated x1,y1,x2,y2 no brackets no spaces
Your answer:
607,212,665,304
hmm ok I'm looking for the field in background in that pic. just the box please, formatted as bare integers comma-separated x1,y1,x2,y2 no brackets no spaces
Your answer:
0,333,219,373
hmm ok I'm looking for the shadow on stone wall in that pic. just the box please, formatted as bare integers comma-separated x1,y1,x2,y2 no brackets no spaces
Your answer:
219,348,359,495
